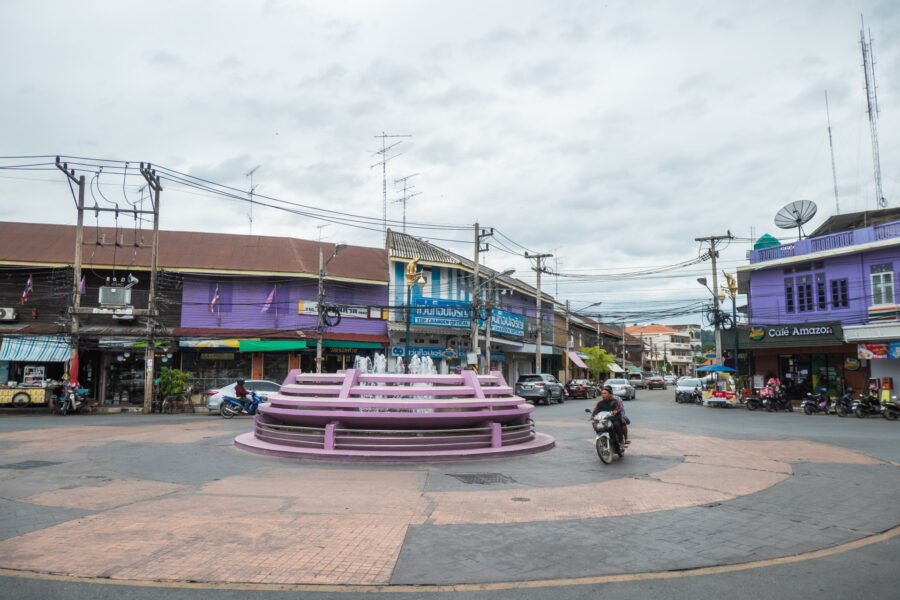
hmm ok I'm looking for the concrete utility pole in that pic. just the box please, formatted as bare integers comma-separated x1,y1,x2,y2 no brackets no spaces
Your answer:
139,164,162,414
695,232,733,365
525,252,553,373
56,160,85,388
316,248,325,373
564,300,571,383
470,224,492,371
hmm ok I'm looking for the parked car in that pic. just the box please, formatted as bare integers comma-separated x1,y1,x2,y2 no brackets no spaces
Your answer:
603,378,636,401
205,379,281,413
675,377,704,399
564,379,598,399
664,375,676,385
515,374,565,405
647,375,667,390
628,373,648,389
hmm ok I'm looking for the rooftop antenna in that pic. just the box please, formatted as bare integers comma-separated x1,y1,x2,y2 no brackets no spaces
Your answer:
316,224,330,241
825,91,841,214
775,200,818,241
371,132,411,244
246,165,260,234
392,173,421,234
860,15,886,209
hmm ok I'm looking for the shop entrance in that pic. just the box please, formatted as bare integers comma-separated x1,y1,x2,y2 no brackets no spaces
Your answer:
778,353,845,397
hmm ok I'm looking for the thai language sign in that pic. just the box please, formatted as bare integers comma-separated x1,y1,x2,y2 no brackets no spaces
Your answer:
412,298,525,337
858,343,900,360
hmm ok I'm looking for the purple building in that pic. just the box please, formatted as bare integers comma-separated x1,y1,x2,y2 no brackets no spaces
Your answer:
736,208,900,396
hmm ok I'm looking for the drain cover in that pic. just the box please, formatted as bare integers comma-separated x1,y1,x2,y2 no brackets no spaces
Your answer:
0,460,62,470
447,473,516,485
511,497,531,502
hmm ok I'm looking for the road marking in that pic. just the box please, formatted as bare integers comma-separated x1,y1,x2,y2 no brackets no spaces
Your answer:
1,524,897,593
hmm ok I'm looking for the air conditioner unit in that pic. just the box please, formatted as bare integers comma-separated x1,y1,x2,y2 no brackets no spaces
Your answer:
99,286,132,307
0,307,18,321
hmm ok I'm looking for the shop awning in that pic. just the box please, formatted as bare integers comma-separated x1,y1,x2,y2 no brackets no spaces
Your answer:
567,351,589,370
239,340,308,352
625,364,642,374
323,340,382,349
0,336,71,362
608,363,624,373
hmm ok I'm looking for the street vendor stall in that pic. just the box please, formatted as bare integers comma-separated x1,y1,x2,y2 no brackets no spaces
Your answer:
697,364,741,407
0,336,70,408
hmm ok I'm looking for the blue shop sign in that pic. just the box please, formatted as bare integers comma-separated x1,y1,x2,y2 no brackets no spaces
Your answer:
391,346,458,358
412,298,525,338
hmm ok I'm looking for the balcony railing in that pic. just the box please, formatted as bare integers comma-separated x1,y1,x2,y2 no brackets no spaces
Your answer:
749,220,900,264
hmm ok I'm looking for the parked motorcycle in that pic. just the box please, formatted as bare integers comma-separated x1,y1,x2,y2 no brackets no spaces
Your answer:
833,390,855,417
852,394,882,419
585,408,625,465
220,390,264,418
882,397,900,421
764,394,793,412
53,383,87,416
745,396,762,411
801,388,829,415
675,388,702,404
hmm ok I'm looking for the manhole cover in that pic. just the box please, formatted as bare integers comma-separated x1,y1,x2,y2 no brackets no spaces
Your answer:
0,460,62,470
447,473,516,485
511,497,531,502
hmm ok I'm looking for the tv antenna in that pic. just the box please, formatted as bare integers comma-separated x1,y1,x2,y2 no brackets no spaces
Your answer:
825,91,840,214
775,200,818,240
246,165,260,235
371,132,411,243
393,173,421,234
860,15,886,209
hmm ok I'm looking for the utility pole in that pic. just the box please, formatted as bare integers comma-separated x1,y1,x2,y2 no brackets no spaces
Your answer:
316,248,325,374
56,160,85,390
525,252,553,373
564,300,571,383
139,163,162,414
695,232,733,365
621,320,627,373
393,173,421,234
470,224,492,372
246,165,260,235
371,132,411,243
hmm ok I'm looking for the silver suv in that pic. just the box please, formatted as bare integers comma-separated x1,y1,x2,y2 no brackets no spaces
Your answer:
515,374,565,405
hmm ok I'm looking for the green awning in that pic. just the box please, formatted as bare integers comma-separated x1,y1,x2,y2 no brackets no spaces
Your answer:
322,340,383,349
239,340,307,352
625,364,642,374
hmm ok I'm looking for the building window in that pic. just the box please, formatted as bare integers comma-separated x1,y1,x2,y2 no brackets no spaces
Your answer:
796,275,813,312
785,278,795,313
871,264,895,306
816,273,826,310
830,279,849,308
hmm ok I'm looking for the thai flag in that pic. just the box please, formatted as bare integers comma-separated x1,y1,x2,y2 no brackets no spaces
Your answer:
209,284,220,314
19,275,33,305
261,287,275,313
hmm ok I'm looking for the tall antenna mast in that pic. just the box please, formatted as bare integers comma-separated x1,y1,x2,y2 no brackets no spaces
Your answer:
825,91,841,214
393,173,421,233
860,15,886,209
246,165,260,234
316,224,330,241
371,132,411,243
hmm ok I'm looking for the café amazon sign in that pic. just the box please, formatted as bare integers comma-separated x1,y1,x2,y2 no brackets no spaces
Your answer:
723,322,844,350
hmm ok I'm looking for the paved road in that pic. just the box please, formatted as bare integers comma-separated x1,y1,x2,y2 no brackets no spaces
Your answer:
0,388,897,599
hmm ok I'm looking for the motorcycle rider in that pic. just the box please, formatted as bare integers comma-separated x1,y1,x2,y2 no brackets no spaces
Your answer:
234,378,250,410
591,386,628,447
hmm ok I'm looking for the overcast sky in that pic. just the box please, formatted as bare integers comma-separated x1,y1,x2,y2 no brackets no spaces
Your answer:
2,0,899,320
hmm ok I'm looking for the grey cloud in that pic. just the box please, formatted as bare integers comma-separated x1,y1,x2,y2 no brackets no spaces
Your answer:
606,21,656,45
187,155,254,187
713,18,736,30
149,51,183,67
218,56,241,69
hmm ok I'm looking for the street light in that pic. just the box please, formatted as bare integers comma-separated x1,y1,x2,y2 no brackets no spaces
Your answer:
316,242,347,373
404,257,428,371
475,269,515,374
720,272,739,382
697,277,722,365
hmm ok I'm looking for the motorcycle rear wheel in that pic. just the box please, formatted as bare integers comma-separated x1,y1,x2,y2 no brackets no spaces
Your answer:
747,401,758,411
220,403,239,419
596,436,613,464
854,407,865,419
803,405,813,415
884,408,898,421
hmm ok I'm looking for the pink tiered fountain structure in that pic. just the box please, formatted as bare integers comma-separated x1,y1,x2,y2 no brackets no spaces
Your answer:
234,365,555,461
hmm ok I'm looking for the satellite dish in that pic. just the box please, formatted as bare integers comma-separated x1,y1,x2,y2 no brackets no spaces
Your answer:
774,200,817,240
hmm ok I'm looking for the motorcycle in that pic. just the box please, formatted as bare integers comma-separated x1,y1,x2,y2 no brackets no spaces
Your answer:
53,383,87,415
832,391,855,417
764,394,793,412
675,388,701,404
220,390,263,418
852,394,882,419
882,397,900,421
745,395,762,411
801,388,829,415
585,408,625,465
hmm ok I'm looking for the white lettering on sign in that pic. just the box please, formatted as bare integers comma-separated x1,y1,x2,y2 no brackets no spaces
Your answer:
767,326,834,337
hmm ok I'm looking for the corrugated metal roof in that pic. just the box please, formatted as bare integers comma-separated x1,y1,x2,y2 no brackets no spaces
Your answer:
0,222,388,283
387,229,553,302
